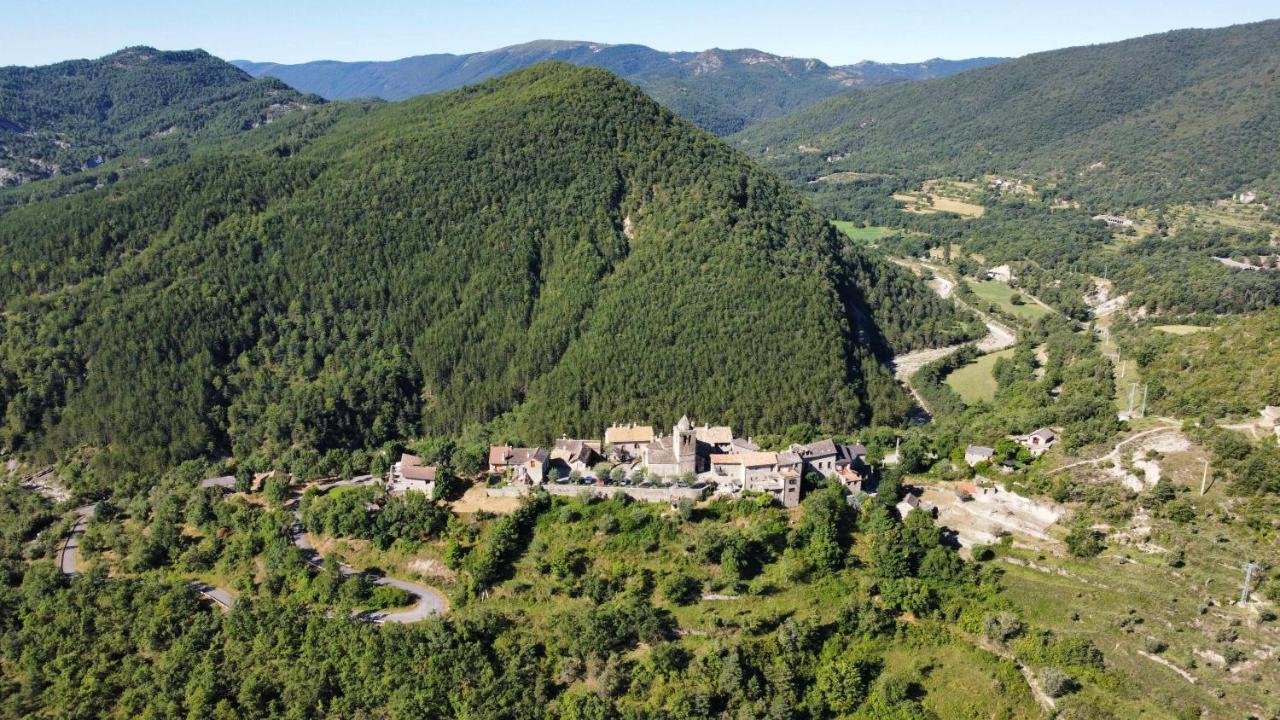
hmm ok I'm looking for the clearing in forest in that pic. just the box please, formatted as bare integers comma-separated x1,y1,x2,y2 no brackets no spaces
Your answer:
946,348,1014,404
969,280,1051,322
832,221,894,241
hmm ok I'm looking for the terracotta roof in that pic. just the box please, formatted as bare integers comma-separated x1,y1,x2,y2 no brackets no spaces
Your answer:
837,466,863,482
508,447,547,465
710,453,743,465
605,424,655,444
398,454,437,482
488,445,512,466
695,425,733,445
646,448,677,466
552,440,598,465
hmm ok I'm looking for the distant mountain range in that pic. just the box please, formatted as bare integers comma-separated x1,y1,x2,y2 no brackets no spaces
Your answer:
233,40,1005,134
733,19,1280,206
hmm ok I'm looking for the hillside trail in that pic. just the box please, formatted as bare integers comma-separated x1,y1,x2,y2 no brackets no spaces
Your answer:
1045,419,1182,476
966,632,1057,713
888,258,1018,415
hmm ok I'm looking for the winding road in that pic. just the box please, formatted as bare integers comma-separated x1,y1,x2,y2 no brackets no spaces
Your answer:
55,476,446,623
287,480,448,622
889,258,1019,415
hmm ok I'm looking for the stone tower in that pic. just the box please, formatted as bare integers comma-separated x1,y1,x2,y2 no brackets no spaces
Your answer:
674,414,698,474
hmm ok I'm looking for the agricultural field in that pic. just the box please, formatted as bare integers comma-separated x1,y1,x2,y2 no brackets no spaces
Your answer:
893,179,987,217
832,221,895,242
969,280,1053,322
945,348,1015,404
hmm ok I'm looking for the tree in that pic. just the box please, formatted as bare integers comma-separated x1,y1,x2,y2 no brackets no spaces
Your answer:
1065,519,1104,558
659,571,702,606
263,475,290,508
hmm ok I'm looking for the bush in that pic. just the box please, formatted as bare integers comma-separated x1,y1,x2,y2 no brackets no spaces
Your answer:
1039,667,1077,698
659,571,702,606
1065,521,1105,558
984,612,1026,643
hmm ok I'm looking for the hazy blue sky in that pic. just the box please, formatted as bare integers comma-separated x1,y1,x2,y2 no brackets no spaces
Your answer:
4,1,1278,67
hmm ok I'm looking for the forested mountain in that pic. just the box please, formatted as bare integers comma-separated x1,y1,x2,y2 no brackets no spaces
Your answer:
234,40,1004,135
734,19,1280,206
0,47,321,192
0,61,977,475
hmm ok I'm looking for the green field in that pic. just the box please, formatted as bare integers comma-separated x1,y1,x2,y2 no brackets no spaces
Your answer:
832,220,894,241
945,348,1014,404
970,280,1053,322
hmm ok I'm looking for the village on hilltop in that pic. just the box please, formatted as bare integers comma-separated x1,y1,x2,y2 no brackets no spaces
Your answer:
392,415,870,508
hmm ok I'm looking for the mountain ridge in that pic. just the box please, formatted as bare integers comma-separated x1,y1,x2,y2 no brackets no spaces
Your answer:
732,19,1280,206
232,40,1005,134
0,46,322,191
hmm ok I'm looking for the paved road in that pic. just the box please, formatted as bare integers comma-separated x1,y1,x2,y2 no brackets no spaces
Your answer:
58,505,95,574
200,475,236,489
53,476,444,623
288,486,447,623
188,582,235,609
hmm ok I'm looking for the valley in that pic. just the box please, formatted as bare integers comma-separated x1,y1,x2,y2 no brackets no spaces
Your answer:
2,13,1280,720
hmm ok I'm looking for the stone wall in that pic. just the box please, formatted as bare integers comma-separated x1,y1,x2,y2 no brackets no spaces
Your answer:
486,483,704,504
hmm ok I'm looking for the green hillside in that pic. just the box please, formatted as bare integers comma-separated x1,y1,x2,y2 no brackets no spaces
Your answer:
734,19,1280,207
1120,310,1280,420
0,47,321,201
0,62,977,478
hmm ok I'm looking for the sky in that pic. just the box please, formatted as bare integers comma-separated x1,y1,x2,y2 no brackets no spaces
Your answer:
3,0,1278,67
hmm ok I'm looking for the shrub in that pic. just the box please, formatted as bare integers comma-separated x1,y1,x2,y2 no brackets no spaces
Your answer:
659,571,702,606
1039,667,1077,698
1065,521,1105,558
984,612,1026,643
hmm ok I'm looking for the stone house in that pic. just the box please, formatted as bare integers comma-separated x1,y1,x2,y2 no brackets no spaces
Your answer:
965,445,995,467
644,416,702,477
551,438,601,477
694,424,734,452
1023,428,1056,457
604,423,654,460
389,453,437,496
488,446,549,485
